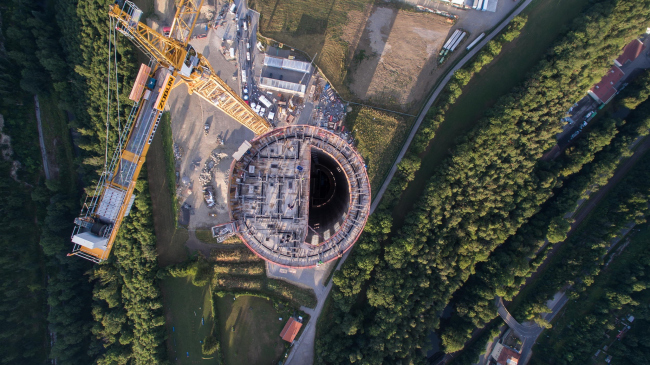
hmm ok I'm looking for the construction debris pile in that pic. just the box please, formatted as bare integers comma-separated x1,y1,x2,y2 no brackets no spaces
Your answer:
198,150,227,186
173,143,183,160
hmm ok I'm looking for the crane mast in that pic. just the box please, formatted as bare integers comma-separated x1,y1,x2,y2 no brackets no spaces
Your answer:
70,0,272,262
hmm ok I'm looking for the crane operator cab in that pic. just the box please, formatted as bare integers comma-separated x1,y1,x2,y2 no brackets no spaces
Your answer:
180,45,199,77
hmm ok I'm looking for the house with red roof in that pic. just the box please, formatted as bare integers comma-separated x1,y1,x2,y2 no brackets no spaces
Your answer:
489,342,521,365
280,317,302,343
588,66,626,104
614,39,646,67
587,38,646,105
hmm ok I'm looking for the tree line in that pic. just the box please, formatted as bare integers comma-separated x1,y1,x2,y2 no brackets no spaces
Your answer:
1,0,169,364
529,191,650,364
438,79,650,356
316,0,650,363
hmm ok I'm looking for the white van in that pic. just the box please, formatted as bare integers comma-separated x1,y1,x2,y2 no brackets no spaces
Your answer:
229,3,236,14
246,52,251,61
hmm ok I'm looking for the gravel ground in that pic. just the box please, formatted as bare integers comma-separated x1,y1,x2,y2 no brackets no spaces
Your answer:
165,26,254,230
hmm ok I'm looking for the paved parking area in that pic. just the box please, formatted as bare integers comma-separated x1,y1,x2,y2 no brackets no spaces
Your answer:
165,20,254,230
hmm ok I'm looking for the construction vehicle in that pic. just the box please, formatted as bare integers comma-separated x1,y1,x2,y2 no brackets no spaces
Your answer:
69,0,272,262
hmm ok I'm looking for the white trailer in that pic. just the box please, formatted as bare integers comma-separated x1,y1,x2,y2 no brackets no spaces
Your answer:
449,32,466,52
476,0,484,10
472,0,479,9
258,95,272,108
482,0,489,11
466,33,485,51
241,70,247,83
446,30,464,51
443,30,462,50
444,32,460,51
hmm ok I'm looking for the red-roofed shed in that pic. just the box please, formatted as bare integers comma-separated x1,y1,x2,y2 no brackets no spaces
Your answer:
615,39,646,67
588,66,625,104
496,345,520,365
280,317,302,343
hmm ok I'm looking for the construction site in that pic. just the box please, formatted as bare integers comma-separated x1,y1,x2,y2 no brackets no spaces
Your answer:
68,0,371,268
227,125,370,267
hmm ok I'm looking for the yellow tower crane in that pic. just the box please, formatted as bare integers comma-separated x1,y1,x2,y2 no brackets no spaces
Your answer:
70,0,271,262
111,0,271,135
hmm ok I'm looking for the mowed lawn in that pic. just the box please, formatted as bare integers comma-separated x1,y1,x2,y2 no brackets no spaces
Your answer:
161,277,216,364
345,106,412,194
392,0,593,225
215,294,288,365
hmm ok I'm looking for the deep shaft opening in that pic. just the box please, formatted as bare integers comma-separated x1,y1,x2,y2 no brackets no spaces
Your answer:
308,148,350,238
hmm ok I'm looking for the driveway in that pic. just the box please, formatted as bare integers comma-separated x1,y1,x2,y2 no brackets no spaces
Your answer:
495,294,568,364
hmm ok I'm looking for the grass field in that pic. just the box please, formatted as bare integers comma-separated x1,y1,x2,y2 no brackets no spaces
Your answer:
345,106,412,194
161,277,217,364
214,294,289,365
391,0,593,226
148,115,188,267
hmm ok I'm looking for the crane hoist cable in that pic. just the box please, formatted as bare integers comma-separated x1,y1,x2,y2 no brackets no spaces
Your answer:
105,16,113,173
112,16,121,154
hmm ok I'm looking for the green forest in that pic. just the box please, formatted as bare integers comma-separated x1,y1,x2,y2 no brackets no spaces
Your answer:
2,0,650,364
527,152,650,364
317,0,650,363
1,0,163,363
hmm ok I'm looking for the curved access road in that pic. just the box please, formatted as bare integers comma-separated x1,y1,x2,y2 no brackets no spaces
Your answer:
370,0,534,213
495,294,568,365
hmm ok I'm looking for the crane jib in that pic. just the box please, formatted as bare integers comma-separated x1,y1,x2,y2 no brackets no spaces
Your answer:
155,74,175,111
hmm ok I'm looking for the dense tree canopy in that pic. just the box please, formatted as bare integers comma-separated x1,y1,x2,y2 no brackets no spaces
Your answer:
316,0,650,363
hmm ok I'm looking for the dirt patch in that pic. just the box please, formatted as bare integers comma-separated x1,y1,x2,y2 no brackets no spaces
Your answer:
341,8,372,63
348,8,453,109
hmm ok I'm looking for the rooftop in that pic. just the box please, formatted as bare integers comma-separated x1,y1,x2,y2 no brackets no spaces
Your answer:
589,66,625,104
280,317,302,343
263,55,313,73
491,342,521,365
228,125,371,268
615,39,646,66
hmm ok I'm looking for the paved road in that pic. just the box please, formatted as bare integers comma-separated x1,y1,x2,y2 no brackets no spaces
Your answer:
275,258,348,365
370,0,534,214
495,294,568,364
281,1,536,363
237,0,536,362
